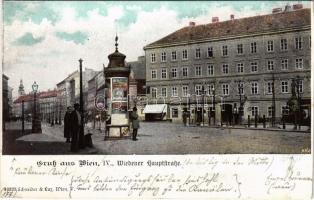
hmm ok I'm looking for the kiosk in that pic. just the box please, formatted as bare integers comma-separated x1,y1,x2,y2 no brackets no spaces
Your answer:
103,35,131,138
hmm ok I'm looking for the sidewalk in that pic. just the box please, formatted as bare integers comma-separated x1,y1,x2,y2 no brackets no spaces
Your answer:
187,123,310,133
15,123,99,154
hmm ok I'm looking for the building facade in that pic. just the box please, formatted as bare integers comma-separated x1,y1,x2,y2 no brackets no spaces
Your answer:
128,56,146,95
3,75,10,129
56,68,98,123
12,90,57,123
18,79,25,97
144,7,311,124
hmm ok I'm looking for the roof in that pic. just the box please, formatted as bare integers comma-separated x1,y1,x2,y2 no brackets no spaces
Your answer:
89,71,102,83
145,9,310,48
13,90,57,103
57,70,79,85
2,74,9,80
13,94,33,103
39,90,57,99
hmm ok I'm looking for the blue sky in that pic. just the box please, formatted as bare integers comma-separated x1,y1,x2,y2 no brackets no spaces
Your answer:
3,1,311,96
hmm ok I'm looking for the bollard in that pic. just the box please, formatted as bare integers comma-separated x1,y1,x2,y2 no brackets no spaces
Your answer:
22,100,25,134
248,115,251,127
263,115,266,128
255,114,258,128
282,115,286,129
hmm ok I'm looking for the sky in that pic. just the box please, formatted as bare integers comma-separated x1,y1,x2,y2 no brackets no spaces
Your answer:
2,1,311,97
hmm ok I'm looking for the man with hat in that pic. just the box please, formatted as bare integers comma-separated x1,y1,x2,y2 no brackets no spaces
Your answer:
70,103,81,152
63,106,72,143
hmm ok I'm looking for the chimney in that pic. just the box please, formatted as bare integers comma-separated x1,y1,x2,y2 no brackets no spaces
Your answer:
189,21,196,27
272,8,282,14
212,17,219,23
293,4,303,10
230,14,235,20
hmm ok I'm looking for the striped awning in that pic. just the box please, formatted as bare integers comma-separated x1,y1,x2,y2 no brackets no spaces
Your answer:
143,104,167,114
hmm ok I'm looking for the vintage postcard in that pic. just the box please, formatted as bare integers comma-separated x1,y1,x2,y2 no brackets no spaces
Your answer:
1,1,313,199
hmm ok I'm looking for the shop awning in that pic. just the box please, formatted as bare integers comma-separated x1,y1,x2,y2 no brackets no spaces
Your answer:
143,104,167,114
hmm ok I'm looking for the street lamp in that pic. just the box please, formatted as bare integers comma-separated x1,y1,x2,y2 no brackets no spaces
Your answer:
201,85,205,126
233,105,238,125
295,76,302,130
79,58,85,148
237,81,247,125
31,81,42,133
208,86,216,126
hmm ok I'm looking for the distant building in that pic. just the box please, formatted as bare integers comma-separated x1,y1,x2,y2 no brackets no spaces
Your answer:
56,68,98,122
8,86,13,118
38,90,58,123
87,71,105,126
3,74,10,129
144,7,311,124
12,94,33,119
12,90,57,123
127,56,146,96
18,79,25,97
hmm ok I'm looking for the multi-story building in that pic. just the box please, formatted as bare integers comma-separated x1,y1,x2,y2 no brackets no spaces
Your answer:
3,74,10,129
87,71,105,125
38,90,58,123
56,68,98,122
144,6,311,124
12,90,57,123
8,86,13,118
12,94,33,120
128,56,146,95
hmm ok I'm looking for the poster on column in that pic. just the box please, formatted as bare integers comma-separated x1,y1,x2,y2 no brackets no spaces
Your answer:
111,77,128,102
0,1,313,200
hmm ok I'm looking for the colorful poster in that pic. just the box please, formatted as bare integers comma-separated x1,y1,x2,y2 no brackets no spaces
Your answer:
111,102,128,114
111,77,128,102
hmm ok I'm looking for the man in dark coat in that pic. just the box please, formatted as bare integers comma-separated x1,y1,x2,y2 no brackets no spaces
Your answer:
182,108,189,126
130,107,140,141
63,106,72,143
70,103,81,152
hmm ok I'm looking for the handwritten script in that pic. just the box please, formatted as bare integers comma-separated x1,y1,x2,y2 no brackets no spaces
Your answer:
1,156,312,199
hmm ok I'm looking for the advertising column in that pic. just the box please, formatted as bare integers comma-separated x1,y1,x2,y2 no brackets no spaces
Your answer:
109,77,129,137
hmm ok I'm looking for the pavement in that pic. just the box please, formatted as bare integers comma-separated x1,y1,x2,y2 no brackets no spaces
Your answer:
4,121,311,154
191,123,310,133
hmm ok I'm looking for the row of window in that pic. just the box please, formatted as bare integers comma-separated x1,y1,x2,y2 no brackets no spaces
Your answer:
170,105,290,118
151,80,304,97
150,58,304,79
150,36,310,63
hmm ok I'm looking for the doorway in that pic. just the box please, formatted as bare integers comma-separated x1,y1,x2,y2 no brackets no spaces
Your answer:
221,104,232,125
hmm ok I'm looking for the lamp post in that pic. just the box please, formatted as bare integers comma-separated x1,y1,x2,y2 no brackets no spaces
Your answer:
212,87,216,126
295,76,302,130
58,100,62,125
271,73,276,128
237,82,246,125
31,81,42,133
233,105,238,126
188,94,191,125
202,85,205,126
79,58,85,148
22,100,25,134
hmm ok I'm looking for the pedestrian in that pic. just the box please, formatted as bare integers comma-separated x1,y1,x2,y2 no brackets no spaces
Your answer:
182,108,188,126
130,107,140,141
70,103,81,152
63,106,72,143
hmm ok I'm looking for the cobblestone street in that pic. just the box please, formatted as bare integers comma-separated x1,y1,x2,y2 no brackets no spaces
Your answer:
4,121,310,154
95,122,311,154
